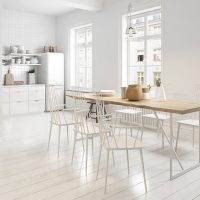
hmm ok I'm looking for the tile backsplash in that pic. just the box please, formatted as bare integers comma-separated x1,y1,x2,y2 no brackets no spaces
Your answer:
2,65,35,85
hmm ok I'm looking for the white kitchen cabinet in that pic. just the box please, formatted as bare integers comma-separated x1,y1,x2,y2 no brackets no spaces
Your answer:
0,88,10,102
29,100,45,113
29,86,45,101
10,101,28,115
0,88,10,116
0,85,45,116
0,102,10,116
10,87,28,102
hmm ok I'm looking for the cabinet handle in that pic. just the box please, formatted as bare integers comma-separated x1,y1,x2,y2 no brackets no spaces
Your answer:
35,100,39,102
17,101,22,103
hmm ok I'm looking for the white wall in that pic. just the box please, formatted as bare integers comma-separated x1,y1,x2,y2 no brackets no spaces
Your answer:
0,1,3,87
1,9,56,54
0,1,3,115
1,9,56,85
162,0,200,100
56,0,160,91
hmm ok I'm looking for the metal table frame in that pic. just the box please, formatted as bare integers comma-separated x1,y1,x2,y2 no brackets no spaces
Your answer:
148,109,200,180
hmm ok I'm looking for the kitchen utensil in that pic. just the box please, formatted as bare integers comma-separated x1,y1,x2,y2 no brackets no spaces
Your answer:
16,58,21,64
14,81,24,85
10,46,18,54
5,70,14,85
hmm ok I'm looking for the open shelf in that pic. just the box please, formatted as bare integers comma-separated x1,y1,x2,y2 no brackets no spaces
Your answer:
6,53,42,57
3,64,42,66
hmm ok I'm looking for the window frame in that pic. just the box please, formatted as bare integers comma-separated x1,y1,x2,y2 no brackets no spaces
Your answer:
69,24,93,89
122,7,161,87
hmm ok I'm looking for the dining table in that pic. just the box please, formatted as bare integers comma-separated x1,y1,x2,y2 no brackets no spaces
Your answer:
66,91,200,181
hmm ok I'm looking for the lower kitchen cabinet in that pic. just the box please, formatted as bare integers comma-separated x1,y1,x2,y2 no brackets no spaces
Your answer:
0,85,45,116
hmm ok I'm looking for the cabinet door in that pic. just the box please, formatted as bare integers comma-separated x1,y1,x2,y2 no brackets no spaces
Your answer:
0,102,10,116
10,101,28,115
29,100,45,113
10,87,28,102
0,88,10,103
29,86,45,101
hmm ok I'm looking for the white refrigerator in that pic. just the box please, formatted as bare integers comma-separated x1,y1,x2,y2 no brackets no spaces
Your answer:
38,53,64,111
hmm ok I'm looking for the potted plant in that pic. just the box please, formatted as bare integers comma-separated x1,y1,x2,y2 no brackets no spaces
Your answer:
155,78,166,101
28,69,36,84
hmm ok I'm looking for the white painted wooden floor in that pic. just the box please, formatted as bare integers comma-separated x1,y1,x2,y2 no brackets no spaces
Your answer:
0,113,200,200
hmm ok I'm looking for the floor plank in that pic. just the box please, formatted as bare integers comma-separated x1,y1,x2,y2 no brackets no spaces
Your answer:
0,113,200,200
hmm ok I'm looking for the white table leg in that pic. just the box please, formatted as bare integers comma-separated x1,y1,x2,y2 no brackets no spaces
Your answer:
153,110,200,180
170,113,173,180
141,108,144,140
153,111,183,171
199,111,200,163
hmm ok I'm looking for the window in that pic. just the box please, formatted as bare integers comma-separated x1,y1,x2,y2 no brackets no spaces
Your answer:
137,72,144,85
69,24,92,89
153,72,161,86
122,8,161,87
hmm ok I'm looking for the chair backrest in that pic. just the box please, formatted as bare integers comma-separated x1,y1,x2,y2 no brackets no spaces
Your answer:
72,89,89,111
95,92,140,150
48,85,65,125
74,109,97,135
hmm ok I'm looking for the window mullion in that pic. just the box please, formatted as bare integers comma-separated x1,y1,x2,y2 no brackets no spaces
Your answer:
75,31,79,88
85,30,87,89
144,16,148,86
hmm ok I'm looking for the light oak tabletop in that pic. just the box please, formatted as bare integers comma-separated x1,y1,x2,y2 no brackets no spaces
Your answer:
66,93,200,115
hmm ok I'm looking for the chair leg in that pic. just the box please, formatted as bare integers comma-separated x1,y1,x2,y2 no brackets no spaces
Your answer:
86,136,88,175
66,125,69,143
71,131,77,163
156,120,160,138
161,121,165,149
48,123,53,150
91,135,94,156
141,111,144,141
81,133,85,151
111,151,115,164
58,126,61,157
140,149,147,193
193,126,195,147
104,150,110,194
175,123,181,152
161,131,164,149
126,150,130,174
96,144,102,180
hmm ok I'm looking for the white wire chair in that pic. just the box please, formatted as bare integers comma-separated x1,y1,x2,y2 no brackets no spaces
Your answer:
175,85,200,151
95,92,147,194
71,91,101,175
72,109,100,175
142,110,170,148
48,85,77,157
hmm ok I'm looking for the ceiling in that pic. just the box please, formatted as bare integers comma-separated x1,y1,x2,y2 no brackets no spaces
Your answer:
1,0,106,16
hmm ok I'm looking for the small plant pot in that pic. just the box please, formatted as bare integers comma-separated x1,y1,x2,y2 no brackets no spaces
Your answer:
28,73,36,84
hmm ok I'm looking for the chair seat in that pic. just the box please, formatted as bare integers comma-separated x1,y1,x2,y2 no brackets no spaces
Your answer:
115,109,141,115
110,123,141,129
51,117,76,126
177,119,199,127
76,123,100,135
143,113,169,121
103,136,143,150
